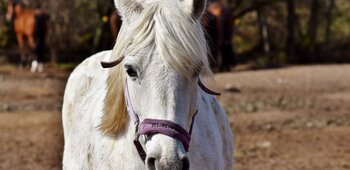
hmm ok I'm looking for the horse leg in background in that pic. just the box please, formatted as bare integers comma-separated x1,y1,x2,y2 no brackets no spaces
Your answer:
16,34,26,69
36,42,44,72
34,14,46,72
28,36,38,72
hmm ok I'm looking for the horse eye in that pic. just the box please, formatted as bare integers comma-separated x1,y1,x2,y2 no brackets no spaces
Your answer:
126,67,138,77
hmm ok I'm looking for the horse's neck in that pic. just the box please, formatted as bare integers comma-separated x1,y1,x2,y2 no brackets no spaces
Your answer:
15,7,38,18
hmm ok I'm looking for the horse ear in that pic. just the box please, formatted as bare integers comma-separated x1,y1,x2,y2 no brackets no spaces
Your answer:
181,0,207,19
114,0,142,21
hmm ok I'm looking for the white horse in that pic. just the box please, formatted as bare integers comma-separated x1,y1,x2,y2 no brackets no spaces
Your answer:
62,0,233,169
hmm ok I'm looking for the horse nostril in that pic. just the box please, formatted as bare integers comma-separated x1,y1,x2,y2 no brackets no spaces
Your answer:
181,156,190,170
146,157,156,170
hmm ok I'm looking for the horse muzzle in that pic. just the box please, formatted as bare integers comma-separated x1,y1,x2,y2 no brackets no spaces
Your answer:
146,155,190,170
144,134,190,170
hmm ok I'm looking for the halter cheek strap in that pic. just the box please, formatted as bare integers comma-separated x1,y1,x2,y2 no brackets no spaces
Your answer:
124,80,197,163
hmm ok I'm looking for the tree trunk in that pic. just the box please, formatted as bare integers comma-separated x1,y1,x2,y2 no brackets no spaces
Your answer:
286,0,296,63
256,3,272,65
325,0,336,43
308,0,321,62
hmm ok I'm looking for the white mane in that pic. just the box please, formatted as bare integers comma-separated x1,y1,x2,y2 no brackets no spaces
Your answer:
111,1,212,78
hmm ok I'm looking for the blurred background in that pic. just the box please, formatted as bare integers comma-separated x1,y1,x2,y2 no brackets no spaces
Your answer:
0,0,349,169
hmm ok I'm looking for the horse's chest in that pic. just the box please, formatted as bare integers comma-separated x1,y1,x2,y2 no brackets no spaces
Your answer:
88,130,145,169
14,16,35,35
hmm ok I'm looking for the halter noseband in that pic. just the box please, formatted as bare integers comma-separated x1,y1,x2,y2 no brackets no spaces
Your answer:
125,79,197,162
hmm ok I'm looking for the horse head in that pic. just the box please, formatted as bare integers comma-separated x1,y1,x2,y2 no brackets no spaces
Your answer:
6,0,14,21
6,0,23,21
101,0,212,169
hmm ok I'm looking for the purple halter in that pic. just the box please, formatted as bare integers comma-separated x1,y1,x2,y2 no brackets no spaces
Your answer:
124,80,197,162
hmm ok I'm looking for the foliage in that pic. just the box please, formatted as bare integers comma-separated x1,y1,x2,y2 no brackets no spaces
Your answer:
228,0,350,65
0,0,114,61
0,0,349,64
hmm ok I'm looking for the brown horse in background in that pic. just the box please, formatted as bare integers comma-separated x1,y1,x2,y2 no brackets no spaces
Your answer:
203,1,235,71
109,11,122,40
6,0,48,72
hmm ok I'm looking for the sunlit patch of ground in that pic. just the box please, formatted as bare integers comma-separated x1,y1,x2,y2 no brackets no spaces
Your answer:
0,64,349,169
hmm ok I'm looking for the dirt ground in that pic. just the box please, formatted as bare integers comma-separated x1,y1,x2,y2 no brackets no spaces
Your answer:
0,64,349,170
